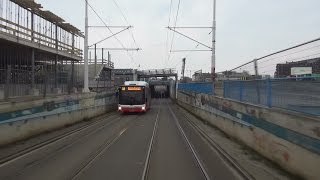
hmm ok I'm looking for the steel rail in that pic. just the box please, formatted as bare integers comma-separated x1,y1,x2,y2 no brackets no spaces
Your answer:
180,108,253,180
70,126,130,180
70,114,142,180
168,105,211,180
140,100,161,180
0,112,119,167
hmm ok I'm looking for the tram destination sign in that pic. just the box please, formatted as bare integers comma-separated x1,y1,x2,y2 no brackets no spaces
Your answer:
127,87,142,91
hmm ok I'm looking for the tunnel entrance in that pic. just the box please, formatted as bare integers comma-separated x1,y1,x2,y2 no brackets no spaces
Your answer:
151,85,170,98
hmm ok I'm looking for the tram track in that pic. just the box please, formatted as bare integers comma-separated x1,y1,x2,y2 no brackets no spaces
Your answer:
168,105,211,180
141,100,161,180
70,114,142,180
142,99,210,180
71,99,163,180
0,112,120,168
175,105,254,180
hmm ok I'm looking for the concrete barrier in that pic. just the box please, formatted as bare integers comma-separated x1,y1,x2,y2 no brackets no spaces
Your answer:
177,90,320,180
0,92,117,146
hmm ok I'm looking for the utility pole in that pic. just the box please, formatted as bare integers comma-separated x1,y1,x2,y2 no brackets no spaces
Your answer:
181,58,186,82
211,0,216,92
83,0,90,92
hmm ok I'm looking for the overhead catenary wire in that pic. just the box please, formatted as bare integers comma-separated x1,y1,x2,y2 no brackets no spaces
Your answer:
230,44,320,74
231,51,320,75
85,0,138,67
111,0,139,49
167,0,181,65
111,0,140,64
164,0,174,68
226,37,320,72
259,44,320,64
184,44,199,59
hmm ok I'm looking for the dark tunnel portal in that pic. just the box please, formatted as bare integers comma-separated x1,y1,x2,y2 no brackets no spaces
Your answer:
151,85,170,98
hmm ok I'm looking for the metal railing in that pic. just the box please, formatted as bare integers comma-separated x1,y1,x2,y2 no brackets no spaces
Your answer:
0,66,79,99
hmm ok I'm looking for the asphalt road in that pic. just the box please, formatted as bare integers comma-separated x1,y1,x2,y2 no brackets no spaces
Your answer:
0,99,244,180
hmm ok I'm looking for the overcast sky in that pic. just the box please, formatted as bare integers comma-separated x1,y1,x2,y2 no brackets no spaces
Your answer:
37,0,320,76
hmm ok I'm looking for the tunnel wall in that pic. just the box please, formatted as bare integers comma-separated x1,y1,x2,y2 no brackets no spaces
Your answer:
176,90,320,180
0,92,117,145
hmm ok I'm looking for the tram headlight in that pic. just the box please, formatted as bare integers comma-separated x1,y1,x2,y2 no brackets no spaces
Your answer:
118,106,122,111
142,106,145,111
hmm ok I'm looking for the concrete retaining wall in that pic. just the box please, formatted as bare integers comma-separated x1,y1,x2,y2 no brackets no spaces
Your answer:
177,90,320,180
0,92,117,146
169,80,177,99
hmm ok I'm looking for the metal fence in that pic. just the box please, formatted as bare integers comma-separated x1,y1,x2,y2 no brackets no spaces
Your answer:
0,61,116,100
0,66,76,99
224,77,320,116
178,82,213,94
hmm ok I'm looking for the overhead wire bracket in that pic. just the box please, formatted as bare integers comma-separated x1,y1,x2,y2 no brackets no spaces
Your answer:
88,47,141,51
89,26,132,47
167,27,212,50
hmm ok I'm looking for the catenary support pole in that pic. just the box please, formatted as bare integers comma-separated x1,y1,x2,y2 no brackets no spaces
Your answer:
211,0,216,94
83,0,90,92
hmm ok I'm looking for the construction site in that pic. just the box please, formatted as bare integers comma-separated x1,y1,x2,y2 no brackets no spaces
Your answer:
0,0,116,100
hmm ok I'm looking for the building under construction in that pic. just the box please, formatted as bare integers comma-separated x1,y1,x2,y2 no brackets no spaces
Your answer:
0,0,85,99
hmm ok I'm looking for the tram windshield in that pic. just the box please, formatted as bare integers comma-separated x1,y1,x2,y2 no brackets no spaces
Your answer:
119,86,145,105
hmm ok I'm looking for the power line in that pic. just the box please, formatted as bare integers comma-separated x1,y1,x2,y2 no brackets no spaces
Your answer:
164,0,173,68
86,1,122,47
86,0,138,67
89,26,131,47
227,37,320,72
259,44,320,64
167,0,181,65
184,44,200,58
111,0,139,49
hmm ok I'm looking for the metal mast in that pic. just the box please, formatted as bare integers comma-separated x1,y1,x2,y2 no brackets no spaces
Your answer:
181,58,186,81
211,0,216,85
83,0,90,92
